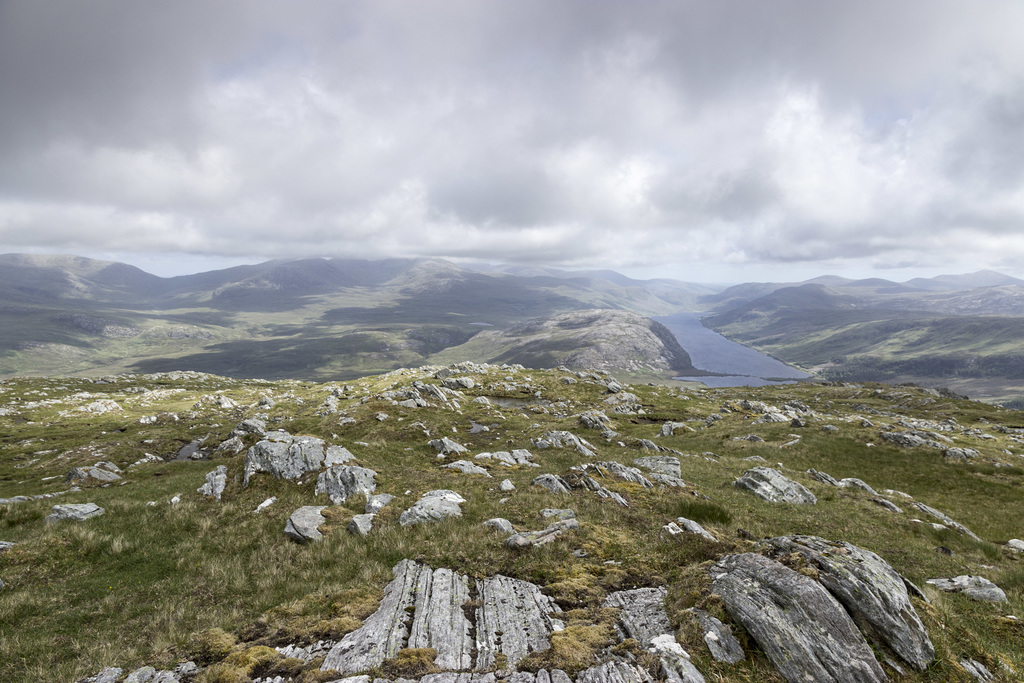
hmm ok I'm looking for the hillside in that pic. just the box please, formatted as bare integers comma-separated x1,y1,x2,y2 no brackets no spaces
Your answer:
2,365,1024,682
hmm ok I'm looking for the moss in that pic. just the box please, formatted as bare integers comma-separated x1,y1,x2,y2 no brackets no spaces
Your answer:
189,628,239,664
225,645,281,676
519,623,616,675
197,662,249,683
381,648,440,679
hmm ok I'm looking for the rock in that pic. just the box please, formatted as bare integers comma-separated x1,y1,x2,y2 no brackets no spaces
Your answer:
441,376,475,390
605,587,671,646
430,437,469,457
243,432,354,486
83,668,123,683
688,608,744,664
443,460,492,477
576,661,654,683
66,465,122,483
231,417,266,437
925,575,1007,602
533,473,572,494
648,473,688,487
839,478,878,495
911,502,982,541
944,447,980,460
579,411,612,430
675,517,716,541
660,522,685,539
349,514,375,537
254,496,277,513
499,479,516,491
483,518,516,534
122,666,180,683
734,467,817,504
284,506,328,543
659,422,692,437
633,456,681,478
648,633,707,683
880,431,947,449
399,490,465,527
1007,539,1024,553
365,493,395,514
197,465,228,500
806,468,841,487
960,658,996,682
872,498,904,514
505,518,579,548
474,572,562,669
315,465,378,504
533,431,597,458
577,461,653,487
45,503,105,523
540,508,576,520
710,552,887,683
215,436,245,455
563,472,629,507
822,424,840,433
765,535,934,671
475,449,538,467
0,541,15,552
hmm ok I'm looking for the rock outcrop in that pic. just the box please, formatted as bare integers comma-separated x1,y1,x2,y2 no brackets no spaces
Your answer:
284,506,328,543
45,503,105,523
315,465,378,504
399,490,466,527
243,431,354,486
733,467,817,504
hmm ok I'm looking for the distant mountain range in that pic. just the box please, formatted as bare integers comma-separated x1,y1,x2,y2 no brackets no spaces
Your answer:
2,253,1024,403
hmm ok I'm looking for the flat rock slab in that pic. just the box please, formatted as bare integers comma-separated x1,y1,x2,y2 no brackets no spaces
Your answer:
576,661,655,683
926,575,1007,602
734,467,817,504
66,465,122,483
315,465,378,504
710,552,887,683
766,535,934,671
443,460,492,477
505,518,579,549
284,506,327,543
605,587,672,647
399,490,465,527
688,608,744,664
46,503,105,523
243,431,353,486
911,503,982,541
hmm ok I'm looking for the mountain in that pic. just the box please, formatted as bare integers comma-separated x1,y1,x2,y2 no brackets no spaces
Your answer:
2,366,1023,682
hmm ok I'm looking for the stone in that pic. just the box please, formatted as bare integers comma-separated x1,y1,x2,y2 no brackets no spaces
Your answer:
577,461,653,487
243,432,354,486
231,417,267,436
576,661,654,683
1007,539,1024,553
540,508,576,520
925,575,1007,602
766,535,934,671
315,465,378,504
365,493,395,514
579,411,612,430
648,633,707,683
66,465,122,483
483,518,516,534
839,478,878,495
605,587,671,646
254,496,277,513
634,455,681,478
806,468,841,487
533,431,597,458
499,479,516,491
349,514,375,537
960,658,995,682
215,436,245,455
284,506,328,543
474,572,562,669
197,465,228,500
429,437,469,456
688,608,744,664
86,668,124,683
443,460,492,477
45,503,105,523
533,473,572,494
710,552,887,683
505,518,579,548
399,490,465,527
649,473,688,487
0,541,14,552
944,447,980,460
733,467,817,504
675,517,715,541
872,498,904,514
911,502,982,541
659,422,692,437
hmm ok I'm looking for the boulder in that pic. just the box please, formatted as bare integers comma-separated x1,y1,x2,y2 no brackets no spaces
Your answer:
197,465,228,500
925,575,1007,602
505,518,579,548
315,465,378,504
540,508,576,520
499,479,516,492
579,411,612,430
66,465,122,483
483,518,516,534
634,456,681,478
348,514,375,537
710,552,887,683
365,493,395,514
284,506,328,543
576,661,654,683
605,587,671,646
475,450,537,467
687,608,744,664
648,633,707,683
243,432,353,486
734,467,817,504
533,431,597,458
533,473,572,494
399,490,465,527
911,502,982,541
765,535,934,671
577,461,653,487
430,437,469,457
443,460,492,477
45,503,105,523
675,517,715,541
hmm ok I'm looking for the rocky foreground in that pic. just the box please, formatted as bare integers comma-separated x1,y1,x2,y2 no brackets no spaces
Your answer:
1,364,1023,682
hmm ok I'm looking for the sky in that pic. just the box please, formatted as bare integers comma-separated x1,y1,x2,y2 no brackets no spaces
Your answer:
2,1,1024,283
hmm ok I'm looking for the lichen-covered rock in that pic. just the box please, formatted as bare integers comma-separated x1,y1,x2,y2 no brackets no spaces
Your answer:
398,490,465,527
243,431,353,486
475,450,538,467
483,518,516,534
688,609,744,664
710,552,887,683
315,465,378,504
766,535,934,671
429,437,469,457
675,517,715,541
605,587,671,646
45,502,105,523
533,431,597,458
505,518,579,548
633,456,681,478
66,464,122,483
443,460,492,477
474,573,562,670
648,634,706,683
284,506,327,543
734,467,817,504
926,575,1007,602
365,493,394,514
533,473,572,494
577,461,653,487
576,660,654,683
348,514,374,537
197,465,228,500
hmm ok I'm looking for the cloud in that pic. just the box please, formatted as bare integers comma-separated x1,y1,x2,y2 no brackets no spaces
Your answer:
2,0,1024,277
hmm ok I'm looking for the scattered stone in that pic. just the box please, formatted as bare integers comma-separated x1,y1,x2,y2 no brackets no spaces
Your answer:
430,437,469,457
197,465,228,500
66,465,122,483
960,658,996,682
475,450,538,467
533,430,597,457
734,467,817,504
215,436,245,455
711,552,887,683
533,473,572,494
443,460,492,477
872,498,904,514
605,587,671,646
688,608,744,664
675,517,716,541
839,478,878,495
822,424,839,433
284,506,328,543
648,633,707,683
243,432,354,486
348,513,375,537
633,455,681,478
576,461,653,487
660,421,693,436
254,496,277,513
648,473,688,487
578,411,612,430
483,518,516,534
925,575,1007,602
505,518,579,548
399,490,466,527
315,465,378,504
365,493,395,514
499,479,516,492
911,502,982,541
45,503,105,523
806,468,841,487
1007,539,1024,553
540,508,576,520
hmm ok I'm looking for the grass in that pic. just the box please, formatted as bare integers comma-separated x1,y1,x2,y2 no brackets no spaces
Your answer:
1,368,1023,681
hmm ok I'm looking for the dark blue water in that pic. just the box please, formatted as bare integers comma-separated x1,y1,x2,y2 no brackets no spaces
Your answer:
654,312,811,387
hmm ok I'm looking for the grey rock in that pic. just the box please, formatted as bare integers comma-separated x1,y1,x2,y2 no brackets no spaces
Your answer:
660,521,685,539
659,422,692,437
540,508,576,520
505,518,579,548
675,517,716,541
649,634,707,683
960,658,995,681
649,473,688,487
123,667,180,683
441,376,475,390
822,424,840,433
911,502,982,541
243,432,354,486
284,506,328,543
408,567,475,670
839,478,878,495
1007,539,1024,553
430,437,469,456
215,436,245,455
443,460,492,477
576,661,654,683
806,468,841,487
66,465,122,483
734,467,817,504
579,411,612,430
533,431,597,458
578,461,653,487
926,575,1007,602
232,417,267,437
45,502,105,523
398,490,465,527
564,472,630,507
483,518,516,534
88,668,124,683
0,541,14,552
365,493,395,514
944,447,980,460
349,514,375,537
872,498,904,514
474,572,562,669
633,455,681,478
475,450,537,467
605,586,671,646
688,608,744,664
533,473,572,494
766,535,934,671
316,465,378,504
710,552,887,683
880,431,946,449
197,465,228,500
499,478,516,491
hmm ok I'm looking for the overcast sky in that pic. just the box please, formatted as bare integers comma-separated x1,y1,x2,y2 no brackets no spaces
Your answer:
2,1,1024,282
